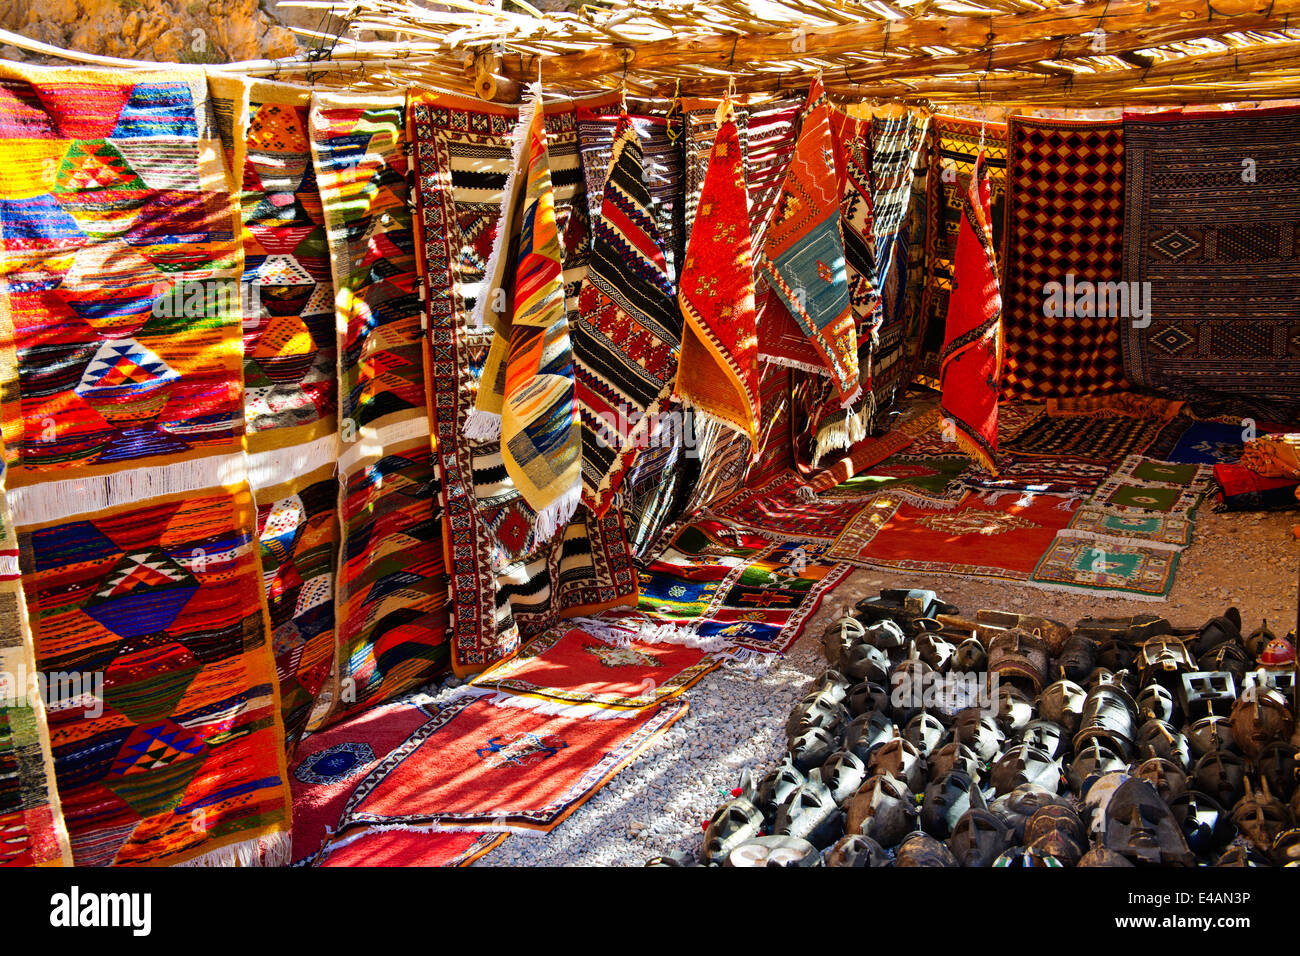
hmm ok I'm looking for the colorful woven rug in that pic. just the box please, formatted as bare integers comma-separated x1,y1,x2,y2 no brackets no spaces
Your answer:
17,489,293,866
465,624,719,715
1059,505,1194,550
745,361,795,489
915,116,1008,390
631,521,851,657
410,91,636,676
577,107,684,279
0,64,291,866
573,112,682,517
0,453,70,866
471,92,581,540
958,454,1110,498
939,150,1002,471
681,97,749,242
1089,456,1212,514
1001,409,1167,463
822,453,971,506
317,827,504,867
1122,106,1300,416
704,470,880,543
288,696,438,865
675,105,761,445
763,78,860,408
745,98,804,260
311,91,451,719
1001,117,1127,399
1030,538,1180,601
827,490,1077,581
209,77,339,753
868,111,929,413
332,694,686,834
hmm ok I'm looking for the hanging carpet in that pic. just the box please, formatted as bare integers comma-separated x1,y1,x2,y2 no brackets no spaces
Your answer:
209,76,339,753
0,64,291,866
1122,106,1300,418
1001,117,1127,399
311,91,451,722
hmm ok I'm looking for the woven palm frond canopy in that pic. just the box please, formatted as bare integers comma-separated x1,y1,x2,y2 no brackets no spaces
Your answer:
5,0,1300,106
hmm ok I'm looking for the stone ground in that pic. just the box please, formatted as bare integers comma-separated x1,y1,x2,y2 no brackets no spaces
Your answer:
478,505,1298,866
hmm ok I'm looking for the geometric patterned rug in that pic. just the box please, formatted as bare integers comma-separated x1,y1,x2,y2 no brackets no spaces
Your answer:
1000,117,1127,399
1122,106,1300,418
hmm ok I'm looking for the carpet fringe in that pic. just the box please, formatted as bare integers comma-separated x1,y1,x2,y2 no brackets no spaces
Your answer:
532,486,580,544
7,452,246,525
176,831,289,867
463,407,503,441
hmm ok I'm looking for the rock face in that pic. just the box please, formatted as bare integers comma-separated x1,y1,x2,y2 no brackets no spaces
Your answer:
2,0,304,63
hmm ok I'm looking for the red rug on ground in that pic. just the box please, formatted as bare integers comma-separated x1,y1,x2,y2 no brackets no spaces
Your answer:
334,696,687,834
288,699,438,865
468,626,719,714
828,490,1077,581
317,828,505,867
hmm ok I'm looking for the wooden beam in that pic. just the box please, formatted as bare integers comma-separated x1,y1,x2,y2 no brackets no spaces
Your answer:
500,0,1300,85
826,40,1300,99
654,12,1296,95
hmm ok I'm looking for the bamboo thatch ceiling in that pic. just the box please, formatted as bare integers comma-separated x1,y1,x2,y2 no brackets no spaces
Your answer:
258,0,1300,106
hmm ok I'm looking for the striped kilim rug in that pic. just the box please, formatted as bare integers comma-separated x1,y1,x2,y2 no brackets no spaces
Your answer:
1122,106,1300,417
409,90,636,676
1001,117,1127,399
210,76,339,753
0,64,291,866
311,91,451,719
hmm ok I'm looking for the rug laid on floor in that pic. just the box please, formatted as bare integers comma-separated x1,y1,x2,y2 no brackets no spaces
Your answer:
1001,408,1168,463
210,76,339,752
331,694,686,834
1030,538,1180,600
573,111,682,517
1028,455,1211,598
632,521,852,657
821,453,971,506
316,827,505,867
1001,117,1126,399
704,470,888,542
0,64,291,866
939,149,1002,470
1122,106,1300,416
311,91,451,720
957,454,1110,498
827,490,1077,581
1150,419,1248,465
288,696,438,865
410,91,636,676
675,105,761,445
0,454,70,866
916,116,1008,390
465,624,719,715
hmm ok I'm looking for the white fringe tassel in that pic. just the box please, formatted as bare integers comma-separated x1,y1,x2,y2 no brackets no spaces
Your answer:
532,485,580,544
175,831,290,867
463,407,503,441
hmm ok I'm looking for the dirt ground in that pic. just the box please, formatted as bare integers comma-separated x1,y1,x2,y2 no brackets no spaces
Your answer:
805,504,1300,638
